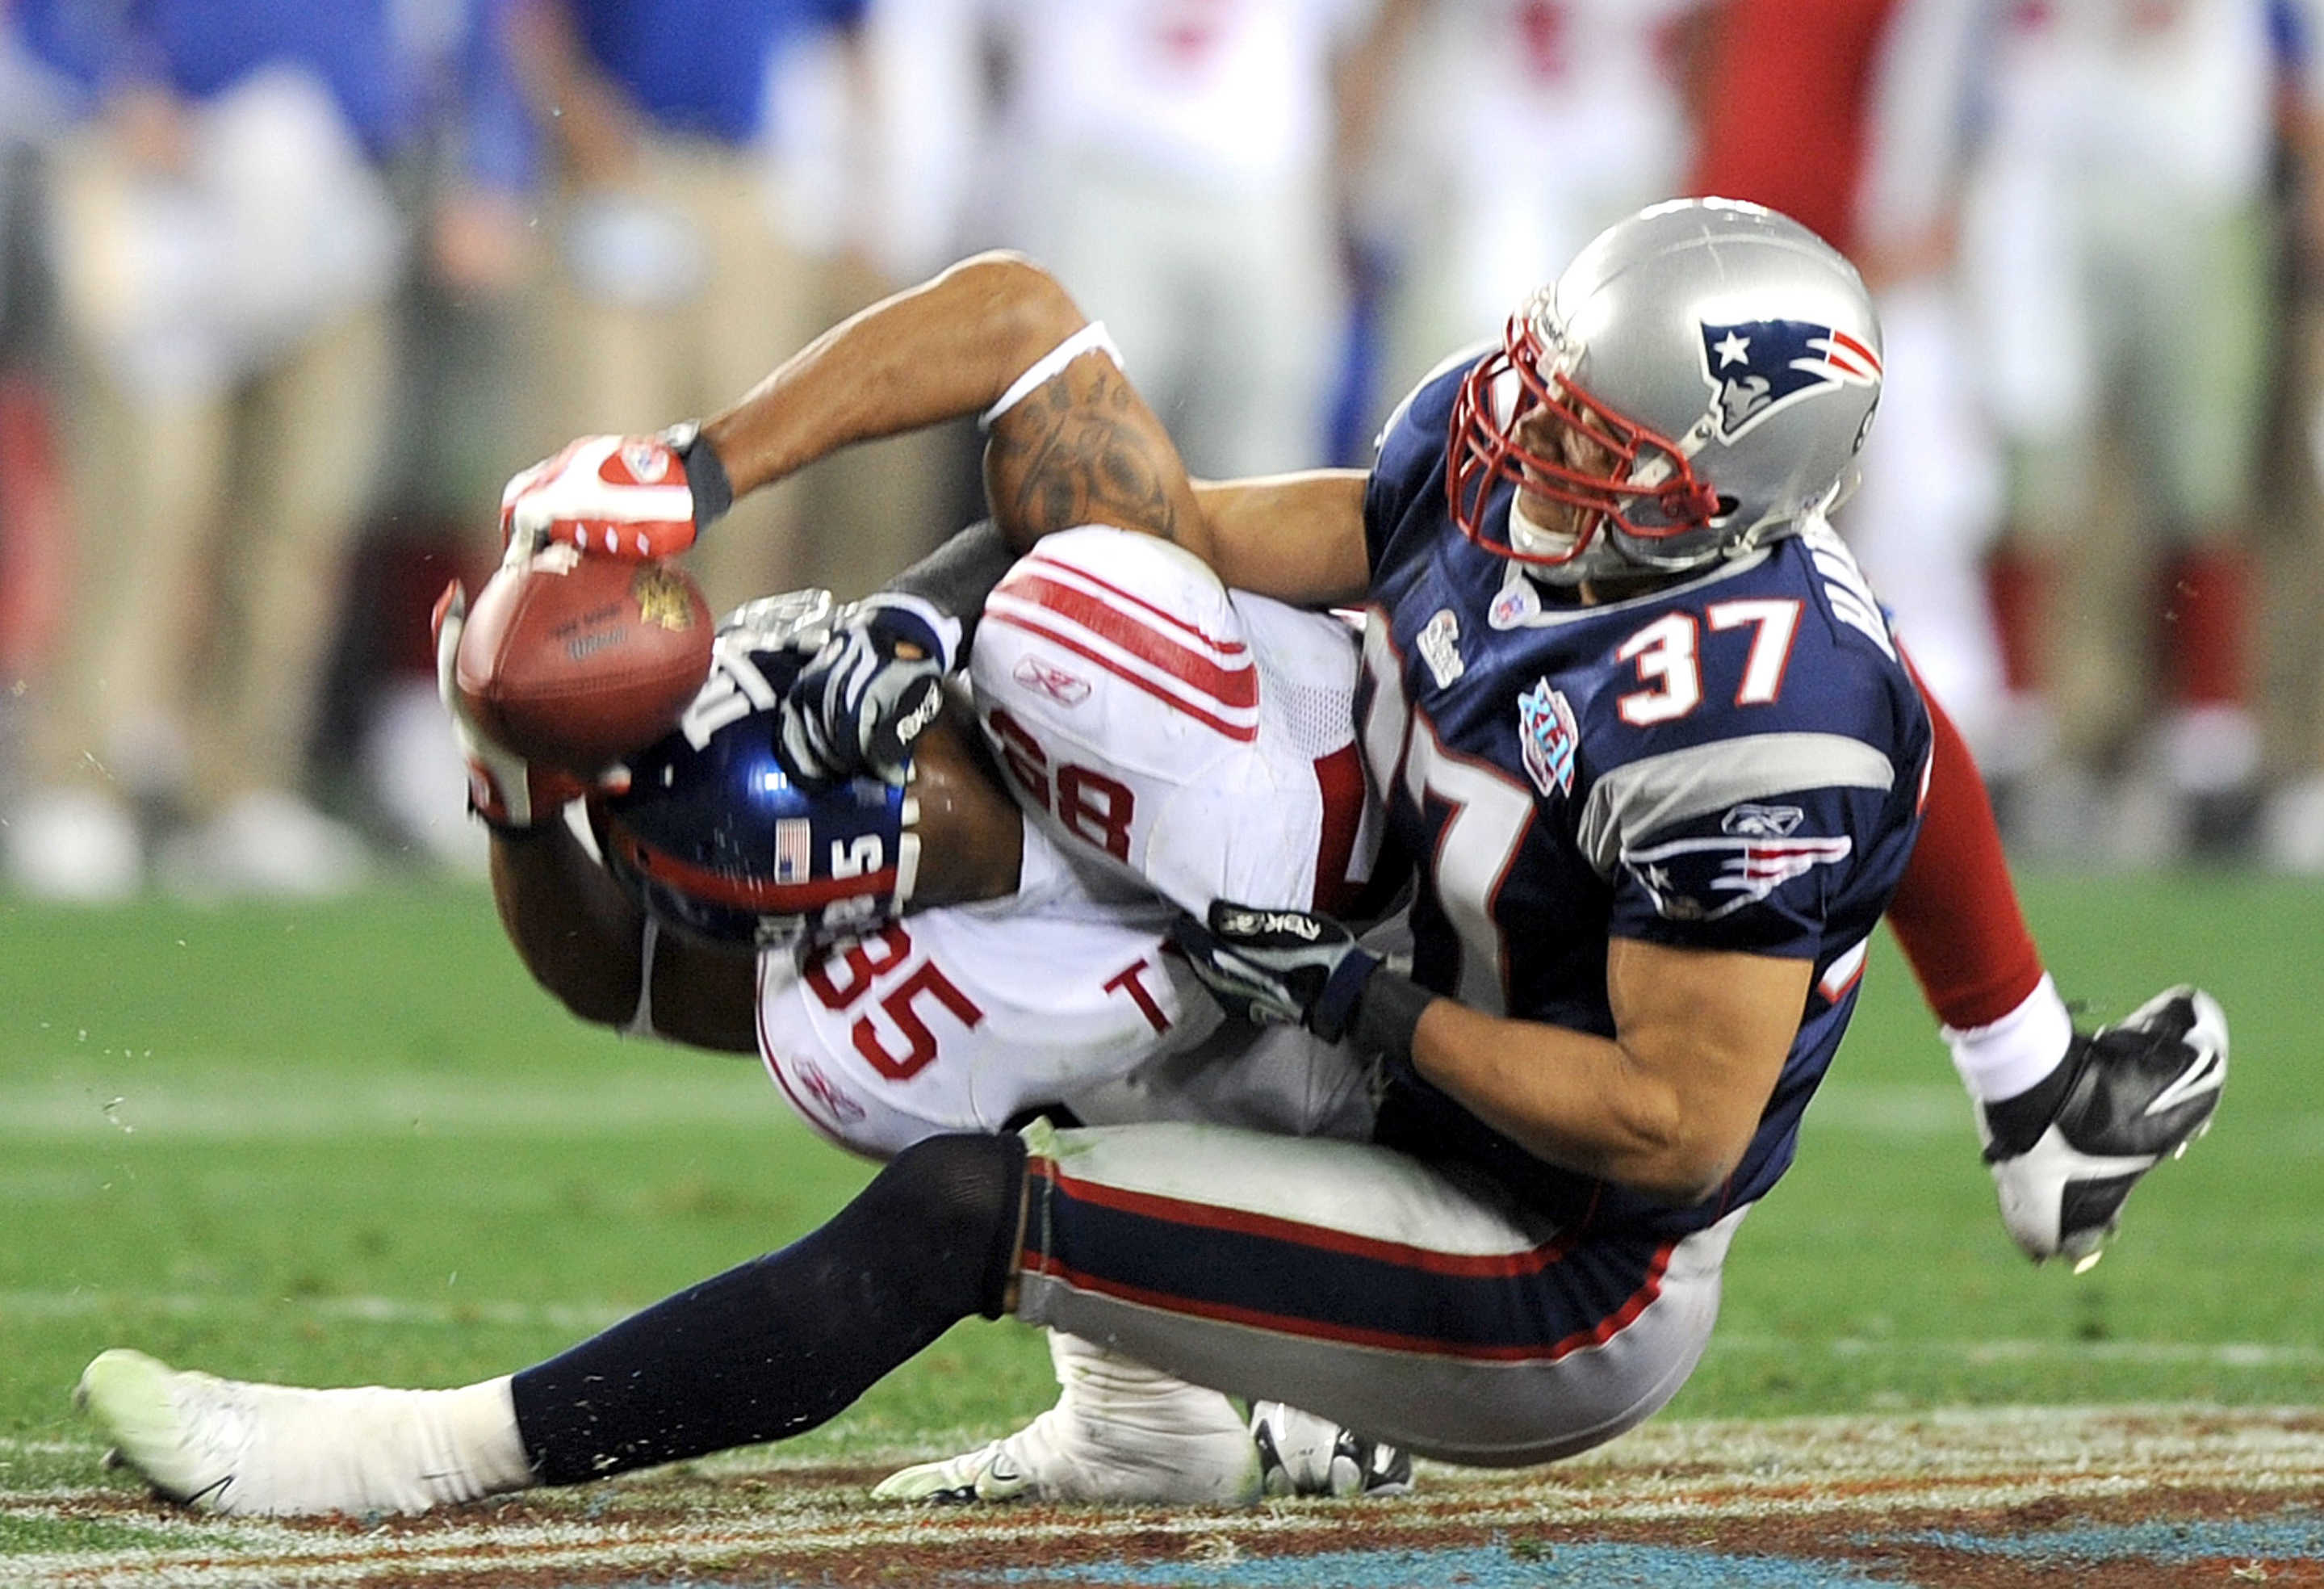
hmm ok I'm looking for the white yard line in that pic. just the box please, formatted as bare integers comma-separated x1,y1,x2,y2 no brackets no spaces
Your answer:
0,1291,628,1331
10,1285,2313,1369
0,1071,777,1139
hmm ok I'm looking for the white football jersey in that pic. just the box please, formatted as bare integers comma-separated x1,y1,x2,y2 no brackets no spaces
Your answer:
756,526,1387,1162
757,820,1376,1157
758,822,1205,1156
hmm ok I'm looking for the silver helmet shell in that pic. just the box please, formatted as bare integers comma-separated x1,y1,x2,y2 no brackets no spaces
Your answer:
1447,198,1882,585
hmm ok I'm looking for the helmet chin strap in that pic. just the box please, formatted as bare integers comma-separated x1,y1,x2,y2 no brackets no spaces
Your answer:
1508,493,1678,589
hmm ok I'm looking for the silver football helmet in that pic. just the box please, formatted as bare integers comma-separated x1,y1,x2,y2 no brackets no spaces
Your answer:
1448,197,1882,585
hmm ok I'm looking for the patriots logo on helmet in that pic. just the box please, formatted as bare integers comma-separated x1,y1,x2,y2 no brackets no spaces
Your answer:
1698,320,1881,443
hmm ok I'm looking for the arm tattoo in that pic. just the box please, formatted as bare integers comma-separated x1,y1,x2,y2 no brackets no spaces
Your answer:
984,359,1191,546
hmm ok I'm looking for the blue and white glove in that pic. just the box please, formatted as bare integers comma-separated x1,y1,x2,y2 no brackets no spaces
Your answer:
1172,901,1389,1044
778,593,963,785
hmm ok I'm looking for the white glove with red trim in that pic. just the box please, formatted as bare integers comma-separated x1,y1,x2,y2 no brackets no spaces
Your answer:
498,423,732,563
432,581,621,832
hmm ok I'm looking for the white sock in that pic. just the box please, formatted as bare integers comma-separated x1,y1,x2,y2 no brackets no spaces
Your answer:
1942,973,2075,1103
283,1375,534,1513
422,1376,535,1503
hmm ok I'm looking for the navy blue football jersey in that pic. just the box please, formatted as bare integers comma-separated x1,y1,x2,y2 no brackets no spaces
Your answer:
1359,358,1932,1238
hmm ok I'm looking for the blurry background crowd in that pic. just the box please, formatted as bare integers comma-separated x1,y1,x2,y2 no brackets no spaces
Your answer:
2,0,2322,901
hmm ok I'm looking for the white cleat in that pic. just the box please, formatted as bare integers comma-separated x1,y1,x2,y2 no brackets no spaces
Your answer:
76,1349,526,1516
873,1333,1262,1506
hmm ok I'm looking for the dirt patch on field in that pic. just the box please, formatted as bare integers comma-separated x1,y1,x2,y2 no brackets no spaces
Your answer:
6,1407,2320,1587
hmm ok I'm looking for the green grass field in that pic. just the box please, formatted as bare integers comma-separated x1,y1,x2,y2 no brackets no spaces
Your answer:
2,870,2317,1513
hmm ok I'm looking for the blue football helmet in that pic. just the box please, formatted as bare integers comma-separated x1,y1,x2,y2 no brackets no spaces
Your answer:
592,589,921,950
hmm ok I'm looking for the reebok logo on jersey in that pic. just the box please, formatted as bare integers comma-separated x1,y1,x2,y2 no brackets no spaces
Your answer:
1013,654,1091,706
1517,680,1579,798
1721,803,1804,839
791,1058,866,1125
1698,320,1881,443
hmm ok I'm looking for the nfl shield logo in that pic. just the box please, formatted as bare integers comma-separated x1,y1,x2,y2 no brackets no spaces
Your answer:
1517,679,1579,797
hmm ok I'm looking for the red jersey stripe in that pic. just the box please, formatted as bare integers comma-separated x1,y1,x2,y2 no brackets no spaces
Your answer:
1024,546,1250,657
996,570,1258,711
985,609,1258,743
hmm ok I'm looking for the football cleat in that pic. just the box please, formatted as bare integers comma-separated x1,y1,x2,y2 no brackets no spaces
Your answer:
1980,986,2227,1271
76,1349,521,1516
1250,1401,1413,1499
873,1332,1262,1505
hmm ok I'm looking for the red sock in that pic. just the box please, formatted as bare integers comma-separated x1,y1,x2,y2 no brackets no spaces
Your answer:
1983,541,2050,697
2159,544,2250,706
1888,656,2046,1030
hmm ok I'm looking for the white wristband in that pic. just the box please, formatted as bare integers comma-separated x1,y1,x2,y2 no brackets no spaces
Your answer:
980,322,1123,430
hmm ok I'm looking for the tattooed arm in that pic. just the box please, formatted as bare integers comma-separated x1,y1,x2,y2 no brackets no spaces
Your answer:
697,252,1371,606
981,334,1371,606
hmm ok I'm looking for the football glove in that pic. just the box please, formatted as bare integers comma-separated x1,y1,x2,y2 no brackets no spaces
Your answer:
498,422,732,562
1979,985,2227,1270
432,581,615,832
1172,900,1385,1043
777,593,962,786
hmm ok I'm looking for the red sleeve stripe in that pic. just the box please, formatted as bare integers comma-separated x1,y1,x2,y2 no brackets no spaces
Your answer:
984,606,1259,743
993,569,1258,713
1023,545,1250,657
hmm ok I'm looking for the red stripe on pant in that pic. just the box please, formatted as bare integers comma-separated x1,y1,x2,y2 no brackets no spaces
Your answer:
1022,1155,1677,1365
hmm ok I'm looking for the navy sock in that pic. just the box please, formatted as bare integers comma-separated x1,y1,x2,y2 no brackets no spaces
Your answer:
511,1133,1025,1485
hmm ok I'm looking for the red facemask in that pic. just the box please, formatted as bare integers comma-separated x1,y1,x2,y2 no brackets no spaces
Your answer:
1445,315,1721,568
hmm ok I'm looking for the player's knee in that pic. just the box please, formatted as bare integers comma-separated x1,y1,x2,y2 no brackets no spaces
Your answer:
844,1133,1028,1320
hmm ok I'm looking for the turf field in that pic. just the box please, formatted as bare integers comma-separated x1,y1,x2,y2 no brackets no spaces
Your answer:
1,871,2318,1586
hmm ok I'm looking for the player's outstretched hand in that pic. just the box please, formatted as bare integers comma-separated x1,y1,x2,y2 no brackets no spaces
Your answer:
778,593,962,786
433,581,619,832
1172,900,1383,1042
498,423,731,562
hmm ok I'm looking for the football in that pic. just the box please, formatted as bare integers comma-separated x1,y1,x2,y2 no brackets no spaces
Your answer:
454,546,714,772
